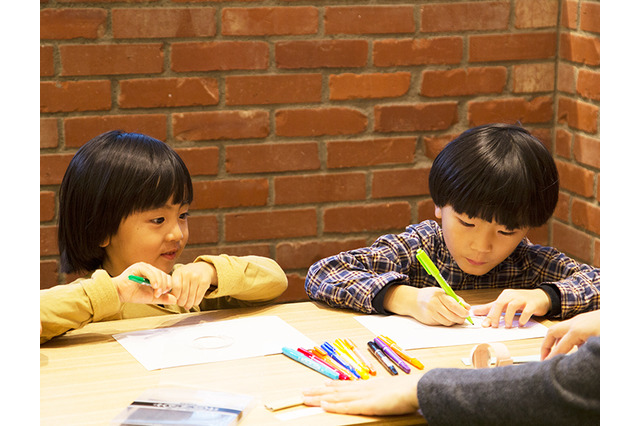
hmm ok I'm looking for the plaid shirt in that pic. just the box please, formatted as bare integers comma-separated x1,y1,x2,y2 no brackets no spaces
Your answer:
305,220,600,320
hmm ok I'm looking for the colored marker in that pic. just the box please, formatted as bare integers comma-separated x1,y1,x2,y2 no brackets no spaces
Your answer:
297,348,350,380
128,274,151,285
311,347,357,380
379,335,424,370
367,341,398,375
282,347,339,380
321,342,361,379
416,248,474,325
335,339,370,379
345,338,377,375
374,337,411,374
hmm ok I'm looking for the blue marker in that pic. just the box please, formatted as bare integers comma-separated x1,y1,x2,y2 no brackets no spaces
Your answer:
321,342,361,379
282,347,339,380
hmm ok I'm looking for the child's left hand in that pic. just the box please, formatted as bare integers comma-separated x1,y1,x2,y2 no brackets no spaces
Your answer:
170,262,218,310
472,288,551,328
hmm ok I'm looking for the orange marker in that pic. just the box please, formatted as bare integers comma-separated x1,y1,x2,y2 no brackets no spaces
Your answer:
379,335,424,369
344,338,377,375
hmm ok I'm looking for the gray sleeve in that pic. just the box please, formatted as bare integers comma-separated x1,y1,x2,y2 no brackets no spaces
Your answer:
417,337,600,426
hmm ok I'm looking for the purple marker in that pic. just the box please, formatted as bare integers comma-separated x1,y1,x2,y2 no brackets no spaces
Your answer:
373,337,411,374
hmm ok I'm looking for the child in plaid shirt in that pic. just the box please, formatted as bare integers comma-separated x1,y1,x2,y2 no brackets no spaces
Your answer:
305,123,599,328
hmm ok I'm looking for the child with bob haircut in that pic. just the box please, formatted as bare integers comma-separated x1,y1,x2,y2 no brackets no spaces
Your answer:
306,123,599,328
41,130,287,344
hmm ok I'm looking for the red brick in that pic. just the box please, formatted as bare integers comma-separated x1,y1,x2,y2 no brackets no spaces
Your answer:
226,142,320,174
276,239,368,270
278,274,307,303
571,199,599,235
421,67,506,97
593,239,599,268
573,134,600,168
557,97,599,134
112,8,216,38
417,199,438,223
469,33,556,62
421,2,509,32
41,8,107,40
373,37,463,67
325,6,414,34
274,173,366,205
41,118,59,149
191,179,268,210
561,0,579,29
580,2,600,33
554,128,572,159
119,77,219,108
374,102,458,133
424,134,455,160
327,137,416,169
559,33,600,66
330,72,411,100
512,63,555,93
576,69,600,101
40,153,74,185
40,225,59,256
60,44,164,76
527,224,550,246
172,110,269,141
63,114,167,148
554,192,571,222
225,209,317,242
171,41,269,72
468,97,553,126
552,221,593,263
174,147,219,176
41,80,111,113
226,74,322,106
514,0,558,29
221,6,317,35
275,108,367,137
556,160,595,198
557,62,576,94
41,45,54,76
41,260,59,290
275,40,368,69
372,168,430,199
324,202,411,233
41,191,56,222
186,214,218,245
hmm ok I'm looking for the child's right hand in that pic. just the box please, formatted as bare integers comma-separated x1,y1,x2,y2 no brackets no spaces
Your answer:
112,262,177,305
384,285,471,326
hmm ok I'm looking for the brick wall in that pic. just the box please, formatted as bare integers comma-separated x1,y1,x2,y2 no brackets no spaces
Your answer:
40,0,600,302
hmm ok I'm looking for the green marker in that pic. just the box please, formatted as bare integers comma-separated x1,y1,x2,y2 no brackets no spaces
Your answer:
128,274,151,286
416,249,474,325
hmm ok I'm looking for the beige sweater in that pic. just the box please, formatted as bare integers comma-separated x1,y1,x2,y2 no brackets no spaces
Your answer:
40,255,288,344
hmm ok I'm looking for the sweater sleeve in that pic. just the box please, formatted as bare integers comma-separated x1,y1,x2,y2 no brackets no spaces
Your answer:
40,270,122,344
194,254,287,304
417,337,600,426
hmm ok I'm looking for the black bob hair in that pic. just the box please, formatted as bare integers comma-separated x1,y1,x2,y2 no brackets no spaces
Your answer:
429,123,559,230
58,130,193,274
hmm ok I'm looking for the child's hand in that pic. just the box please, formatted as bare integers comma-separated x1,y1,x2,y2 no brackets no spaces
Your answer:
170,262,217,310
113,263,176,305
540,310,600,360
385,285,470,326
472,288,550,328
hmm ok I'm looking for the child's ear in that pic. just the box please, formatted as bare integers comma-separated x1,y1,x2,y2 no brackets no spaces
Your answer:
434,206,442,219
99,236,110,248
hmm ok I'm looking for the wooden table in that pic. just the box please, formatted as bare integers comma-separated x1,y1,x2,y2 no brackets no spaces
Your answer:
40,289,554,425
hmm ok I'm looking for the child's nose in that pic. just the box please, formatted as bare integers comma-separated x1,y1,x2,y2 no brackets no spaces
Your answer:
167,222,184,241
471,233,493,253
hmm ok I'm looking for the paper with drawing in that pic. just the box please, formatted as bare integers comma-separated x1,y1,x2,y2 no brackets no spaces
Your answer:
114,315,316,370
356,310,548,350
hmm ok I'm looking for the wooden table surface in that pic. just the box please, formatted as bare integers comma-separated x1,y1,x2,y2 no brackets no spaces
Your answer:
40,289,554,425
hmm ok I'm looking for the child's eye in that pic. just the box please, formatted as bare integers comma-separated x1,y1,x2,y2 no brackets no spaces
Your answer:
458,219,474,227
179,212,190,220
151,217,165,225
498,230,516,236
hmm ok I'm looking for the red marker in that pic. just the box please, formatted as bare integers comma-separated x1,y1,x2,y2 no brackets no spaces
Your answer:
297,348,350,380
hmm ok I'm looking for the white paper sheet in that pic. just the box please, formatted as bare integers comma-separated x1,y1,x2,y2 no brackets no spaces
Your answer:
355,310,548,350
114,316,316,370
